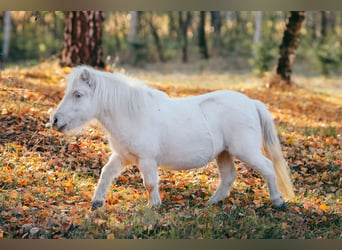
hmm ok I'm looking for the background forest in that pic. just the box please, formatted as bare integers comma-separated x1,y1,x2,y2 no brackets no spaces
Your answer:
1,11,342,76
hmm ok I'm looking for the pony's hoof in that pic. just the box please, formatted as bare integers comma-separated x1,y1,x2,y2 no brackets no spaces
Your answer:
274,201,287,210
148,201,162,208
206,200,215,206
91,200,104,211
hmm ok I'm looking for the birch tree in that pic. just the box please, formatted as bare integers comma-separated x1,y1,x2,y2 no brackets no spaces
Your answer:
2,11,11,59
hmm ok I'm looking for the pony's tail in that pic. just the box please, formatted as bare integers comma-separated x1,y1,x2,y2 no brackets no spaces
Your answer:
254,100,295,200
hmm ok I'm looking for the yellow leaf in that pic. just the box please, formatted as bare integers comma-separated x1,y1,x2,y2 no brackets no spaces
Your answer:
321,172,329,181
286,137,295,145
63,67,72,74
319,204,330,212
4,176,13,184
63,181,73,188
107,233,115,239
1,108,8,115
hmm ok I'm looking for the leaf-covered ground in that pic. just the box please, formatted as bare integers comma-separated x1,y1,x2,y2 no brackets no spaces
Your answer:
0,62,341,239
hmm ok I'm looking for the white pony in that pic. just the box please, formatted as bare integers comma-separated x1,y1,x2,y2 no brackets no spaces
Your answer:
50,66,294,211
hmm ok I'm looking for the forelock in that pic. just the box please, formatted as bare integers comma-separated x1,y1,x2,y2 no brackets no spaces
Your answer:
66,66,91,90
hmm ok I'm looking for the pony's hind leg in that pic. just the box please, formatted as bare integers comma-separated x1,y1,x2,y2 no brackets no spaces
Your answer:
91,153,122,210
236,151,285,209
207,151,237,205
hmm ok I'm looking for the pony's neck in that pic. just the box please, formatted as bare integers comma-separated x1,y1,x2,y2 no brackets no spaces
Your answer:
93,72,167,134
94,72,146,117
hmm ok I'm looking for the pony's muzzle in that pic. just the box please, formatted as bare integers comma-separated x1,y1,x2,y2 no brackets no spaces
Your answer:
50,114,58,128
50,114,67,132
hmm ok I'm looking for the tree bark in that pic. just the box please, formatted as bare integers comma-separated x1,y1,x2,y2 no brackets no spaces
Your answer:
210,11,222,53
60,11,105,68
179,11,191,63
198,11,209,59
128,11,138,43
274,11,305,85
2,11,11,59
168,11,177,38
253,11,263,44
148,14,165,62
320,11,328,40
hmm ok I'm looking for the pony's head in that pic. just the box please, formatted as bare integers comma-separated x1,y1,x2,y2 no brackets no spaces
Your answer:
50,66,97,132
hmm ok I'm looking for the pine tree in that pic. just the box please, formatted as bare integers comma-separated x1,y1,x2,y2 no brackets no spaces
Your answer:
60,11,105,68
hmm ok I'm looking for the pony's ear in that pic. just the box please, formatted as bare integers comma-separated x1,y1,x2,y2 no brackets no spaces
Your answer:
80,68,95,89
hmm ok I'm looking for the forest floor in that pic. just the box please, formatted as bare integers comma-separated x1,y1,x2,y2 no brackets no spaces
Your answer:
0,60,341,239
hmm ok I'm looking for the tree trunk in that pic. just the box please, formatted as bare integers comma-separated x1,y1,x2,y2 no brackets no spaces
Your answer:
307,12,317,41
198,11,209,59
179,11,191,63
2,11,11,59
168,11,177,38
253,11,263,44
273,11,305,85
149,14,165,62
128,11,138,43
60,11,105,68
210,11,222,53
320,11,328,40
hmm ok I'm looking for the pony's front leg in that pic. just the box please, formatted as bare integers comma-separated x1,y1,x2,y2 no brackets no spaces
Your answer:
91,153,122,210
139,159,161,207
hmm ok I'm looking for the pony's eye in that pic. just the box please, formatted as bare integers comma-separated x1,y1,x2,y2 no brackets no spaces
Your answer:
74,92,82,98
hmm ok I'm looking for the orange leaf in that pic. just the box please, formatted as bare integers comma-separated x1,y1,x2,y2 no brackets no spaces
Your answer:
9,190,18,199
94,218,107,228
17,179,29,186
319,204,330,212
120,176,128,183
315,199,322,205
69,206,78,214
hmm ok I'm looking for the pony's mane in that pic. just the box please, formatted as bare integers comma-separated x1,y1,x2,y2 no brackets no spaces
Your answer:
68,66,167,118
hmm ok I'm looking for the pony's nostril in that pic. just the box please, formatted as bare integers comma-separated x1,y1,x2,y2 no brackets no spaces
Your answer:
53,116,58,125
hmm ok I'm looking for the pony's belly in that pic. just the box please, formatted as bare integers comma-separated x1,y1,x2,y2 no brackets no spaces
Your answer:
159,157,213,170
158,141,221,170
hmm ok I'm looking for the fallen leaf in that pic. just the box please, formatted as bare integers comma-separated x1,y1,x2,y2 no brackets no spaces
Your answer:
319,204,330,212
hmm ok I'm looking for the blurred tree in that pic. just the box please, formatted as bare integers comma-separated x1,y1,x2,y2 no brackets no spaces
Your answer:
272,11,305,85
2,11,11,59
210,11,222,53
198,11,209,59
253,11,263,44
148,13,165,62
128,11,138,43
60,11,105,68
168,11,177,38
179,11,192,62
321,11,328,41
